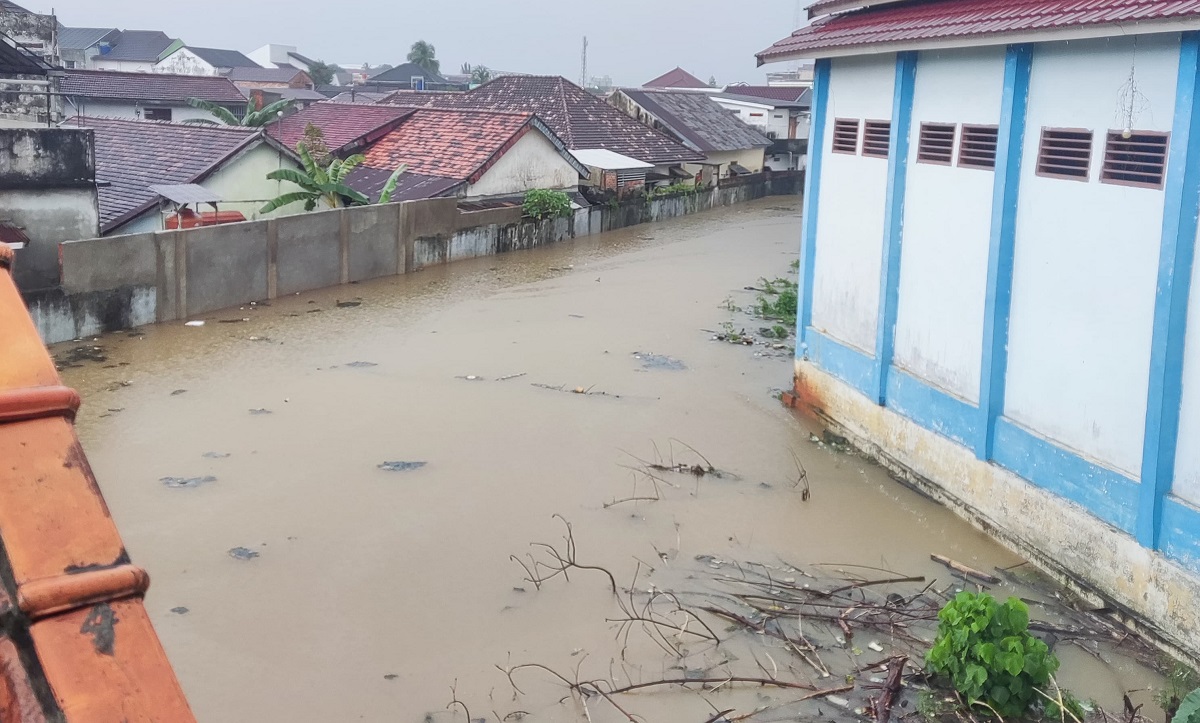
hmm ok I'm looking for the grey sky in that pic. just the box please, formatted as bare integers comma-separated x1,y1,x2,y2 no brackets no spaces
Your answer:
27,0,801,86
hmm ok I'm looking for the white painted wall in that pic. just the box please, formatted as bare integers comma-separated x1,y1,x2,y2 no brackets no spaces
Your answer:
65,101,223,123
154,49,219,76
466,131,581,197
90,59,156,73
1005,34,1178,475
1174,214,1200,504
810,53,895,352
894,47,1006,401
112,142,305,234
249,44,295,69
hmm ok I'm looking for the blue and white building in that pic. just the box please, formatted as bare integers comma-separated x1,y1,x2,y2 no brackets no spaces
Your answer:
760,0,1200,657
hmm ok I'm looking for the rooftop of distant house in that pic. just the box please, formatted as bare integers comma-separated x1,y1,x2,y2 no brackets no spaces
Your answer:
616,89,772,154
227,66,312,83
57,27,120,51
718,85,811,106
383,75,705,165
61,117,283,233
758,0,1200,61
368,62,453,86
92,30,177,62
60,69,247,104
173,46,259,68
265,101,415,153
643,67,710,89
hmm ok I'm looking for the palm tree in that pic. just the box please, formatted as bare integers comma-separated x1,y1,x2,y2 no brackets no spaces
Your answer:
185,97,296,127
469,65,492,85
407,40,439,75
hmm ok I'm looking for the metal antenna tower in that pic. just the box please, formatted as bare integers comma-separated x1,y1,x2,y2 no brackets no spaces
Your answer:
580,36,588,88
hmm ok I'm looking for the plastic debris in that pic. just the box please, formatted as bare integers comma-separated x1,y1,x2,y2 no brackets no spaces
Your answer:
184,320,204,327
248,408,272,415
227,547,259,561
160,476,216,489
169,607,189,615
378,461,427,472
345,361,378,368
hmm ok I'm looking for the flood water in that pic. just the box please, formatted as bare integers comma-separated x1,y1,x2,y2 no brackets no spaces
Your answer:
57,198,1162,721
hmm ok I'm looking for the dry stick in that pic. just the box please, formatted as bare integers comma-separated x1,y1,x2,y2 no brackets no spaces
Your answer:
929,555,1001,585
607,676,821,695
820,575,926,598
703,710,736,723
447,680,472,723
873,656,907,723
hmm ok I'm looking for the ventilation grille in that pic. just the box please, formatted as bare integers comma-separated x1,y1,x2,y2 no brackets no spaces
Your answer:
959,125,999,170
1100,131,1169,189
832,118,859,154
917,123,955,165
862,120,891,159
1036,128,1093,181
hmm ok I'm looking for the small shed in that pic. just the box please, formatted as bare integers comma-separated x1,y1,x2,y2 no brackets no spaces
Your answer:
571,148,653,192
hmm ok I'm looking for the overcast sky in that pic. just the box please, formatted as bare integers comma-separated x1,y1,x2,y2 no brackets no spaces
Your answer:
28,0,801,86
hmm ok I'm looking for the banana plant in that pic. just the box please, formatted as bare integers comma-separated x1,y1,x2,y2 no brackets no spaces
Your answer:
260,146,370,213
377,164,409,204
185,97,297,127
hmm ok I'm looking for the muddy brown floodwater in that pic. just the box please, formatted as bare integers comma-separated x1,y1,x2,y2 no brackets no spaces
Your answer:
57,198,1164,722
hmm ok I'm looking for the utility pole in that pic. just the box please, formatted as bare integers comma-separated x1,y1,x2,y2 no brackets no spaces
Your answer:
580,35,588,88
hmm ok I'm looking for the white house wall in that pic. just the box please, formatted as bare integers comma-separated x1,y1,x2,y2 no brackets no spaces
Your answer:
893,47,1006,402
1004,35,1178,475
66,102,224,123
810,54,895,352
466,131,581,197
1175,211,1200,505
154,50,218,76
90,59,156,73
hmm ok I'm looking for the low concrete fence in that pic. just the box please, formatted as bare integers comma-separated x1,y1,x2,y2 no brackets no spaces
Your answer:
28,172,802,343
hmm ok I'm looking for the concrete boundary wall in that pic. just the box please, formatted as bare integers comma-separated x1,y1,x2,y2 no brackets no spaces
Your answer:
31,172,802,343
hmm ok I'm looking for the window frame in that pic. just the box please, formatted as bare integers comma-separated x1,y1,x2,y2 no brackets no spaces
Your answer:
831,118,860,155
1099,129,1170,190
1035,127,1094,182
861,119,891,159
957,124,999,171
916,122,956,166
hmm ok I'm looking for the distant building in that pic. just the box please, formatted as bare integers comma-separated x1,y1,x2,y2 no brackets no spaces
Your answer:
57,27,119,69
60,69,248,123
248,44,339,85
609,89,771,183
89,30,179,73
765,65,815,88
0,27,60,124
0,126,98,290
63,116,304,235
570,148,651,194
642,67,716,92
712,86,810,171
363,62,460,91
0,1,58,67
226,66,314,92
155,46,258,76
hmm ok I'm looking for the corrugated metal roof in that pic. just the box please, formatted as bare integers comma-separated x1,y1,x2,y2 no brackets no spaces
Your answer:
759,0,1200,61
98,30,175,62
58,26,119,51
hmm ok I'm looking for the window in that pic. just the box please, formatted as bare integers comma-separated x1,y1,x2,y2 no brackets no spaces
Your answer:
144,108,172,122
917,123,955,165
862,120,891,158
832,118,859,154
1100,130,1170,189
959,125,999,170
1036,128,1093,181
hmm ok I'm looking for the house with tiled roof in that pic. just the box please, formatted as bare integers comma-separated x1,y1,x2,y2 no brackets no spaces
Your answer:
643,67,713,91
90,30,180,73
57,26,120,69
265,101,413,155
62,116,304,234
760,0,1200,657
155,45,259,76
382,75,704,180
60,69,247,123
226,65,314,92
346,107,587,202
610,89,771,183
711,87,812,170
365,62,461,91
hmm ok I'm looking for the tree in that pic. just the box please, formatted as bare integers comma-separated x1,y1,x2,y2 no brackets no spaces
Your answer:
708,75,718,88
407,40,439,75
469,65,492,85
185,97,296,127
307,60,337,86
297,123,331,167
460,61,471,74
261,146,370,213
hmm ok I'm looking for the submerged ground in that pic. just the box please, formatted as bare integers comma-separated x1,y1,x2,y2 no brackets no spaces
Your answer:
57,198,1161,721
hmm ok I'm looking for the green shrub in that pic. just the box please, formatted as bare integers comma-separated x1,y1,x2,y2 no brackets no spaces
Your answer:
926,592,1064,719
523,189,572,220
1176,688,1200,723
651,182,698,198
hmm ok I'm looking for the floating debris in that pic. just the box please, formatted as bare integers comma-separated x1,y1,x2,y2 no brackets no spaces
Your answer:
248,408,273,415
228,547,259,561
378,461,427,472
632,351,686,371
456,374,484,381
383,674,399,681
496,372,527,382
336,300,362,308
184,320,205,327
169,607,189,615
345,361,378,368
202,452,231,459
170,389,187,396
160,475,216,489
218,318,249,324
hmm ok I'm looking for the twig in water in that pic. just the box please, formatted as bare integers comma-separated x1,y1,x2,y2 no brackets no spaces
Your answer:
447,679,472,723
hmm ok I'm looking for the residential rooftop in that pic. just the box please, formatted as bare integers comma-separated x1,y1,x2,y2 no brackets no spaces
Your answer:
719,85,811,105
643,67,710,89
176,46,259,68
60,69,247,104
94,29,176,62
616,89,772,153
227,66,311,83
265,101,414,152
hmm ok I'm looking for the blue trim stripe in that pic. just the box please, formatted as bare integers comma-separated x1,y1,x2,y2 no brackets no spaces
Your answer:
977,44,1033,460
797,59,832,350
885,369,981,447
1137,31,1200,549
872,51,918,404
1161,495,1200,573
993,417,1140,534
806,330,876,398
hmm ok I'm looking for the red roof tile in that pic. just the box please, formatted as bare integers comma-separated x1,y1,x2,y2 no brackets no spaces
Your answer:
60,69,247,104
384,75,705,165
63,116,263,233
759,0,1200,61
720,85,811,104
644,67,710,89
360,108,537,183
806,0,908,19
265,101,414,153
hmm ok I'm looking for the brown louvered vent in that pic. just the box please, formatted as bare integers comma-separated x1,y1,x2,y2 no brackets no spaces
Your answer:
832,118,859,154
1036,128,1093,181
917,123,955,165
1100,131,1170,189
959,125,999,170
862,120,891,158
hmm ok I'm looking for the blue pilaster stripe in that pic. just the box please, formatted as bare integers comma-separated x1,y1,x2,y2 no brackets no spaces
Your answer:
975,44,1033,460
1136,31,1200,549
796,59,831,351
871,52,917,404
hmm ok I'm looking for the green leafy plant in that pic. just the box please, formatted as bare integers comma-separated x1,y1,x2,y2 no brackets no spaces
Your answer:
651,182,698,198
1174,687,1200,723
771,324,789,339
523,189,572,220
376,164,410,204
926,592,1062,719
305,59,338,87
185,97,296,127
1159,660,1200,721
260,146,369,213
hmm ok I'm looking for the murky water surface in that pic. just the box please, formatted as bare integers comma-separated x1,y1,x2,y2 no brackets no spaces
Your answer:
57,199,1162,721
